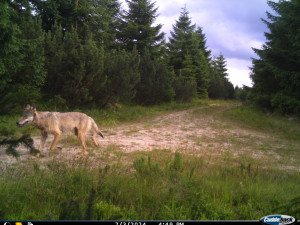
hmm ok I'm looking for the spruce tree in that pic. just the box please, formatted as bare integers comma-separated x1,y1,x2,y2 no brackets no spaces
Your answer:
174,53,197,101
208,53,234,99
32,0,122,49
85,0,122,49
214,53,228,79
167,6,196,71
119,0,165,54
251,0,300,114
195,27,212,63
168,6,210,100
31,0,80,32
193,50,210,98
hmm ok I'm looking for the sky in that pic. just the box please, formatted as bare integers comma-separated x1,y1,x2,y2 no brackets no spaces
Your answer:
120,0,275,87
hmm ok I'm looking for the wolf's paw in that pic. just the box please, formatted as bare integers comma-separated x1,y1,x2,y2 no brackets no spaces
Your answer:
32,153,44,158
30,153,39,159
75,154,83,159
50,147,62,151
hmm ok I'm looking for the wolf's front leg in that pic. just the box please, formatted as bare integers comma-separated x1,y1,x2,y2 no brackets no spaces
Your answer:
36,131,48,157
39,131,48,151
50,131,61,150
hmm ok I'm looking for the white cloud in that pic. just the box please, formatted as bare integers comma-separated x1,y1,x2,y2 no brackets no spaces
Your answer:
226,58,253,87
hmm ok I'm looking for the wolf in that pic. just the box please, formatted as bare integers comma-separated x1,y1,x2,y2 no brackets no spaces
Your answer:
16,104,104,157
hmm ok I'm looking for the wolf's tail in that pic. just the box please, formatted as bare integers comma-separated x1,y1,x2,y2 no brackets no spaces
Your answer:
91,118,104,138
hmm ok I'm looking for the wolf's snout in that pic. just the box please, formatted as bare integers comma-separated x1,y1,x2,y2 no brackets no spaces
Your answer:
16,121,25,127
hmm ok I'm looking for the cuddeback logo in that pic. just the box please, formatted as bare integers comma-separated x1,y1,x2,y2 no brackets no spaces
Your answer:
260,215,297,225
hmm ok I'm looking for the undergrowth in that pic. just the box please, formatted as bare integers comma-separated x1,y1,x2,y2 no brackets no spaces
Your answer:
0,151,299,220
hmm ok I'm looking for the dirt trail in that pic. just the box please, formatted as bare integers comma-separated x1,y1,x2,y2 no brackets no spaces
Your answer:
1,103,298,170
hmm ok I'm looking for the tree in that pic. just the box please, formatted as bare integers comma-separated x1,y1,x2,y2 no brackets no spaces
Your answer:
0,1,46,113
214,53,228,78
173,54,197,102
88,0,122,49
31,0,121,49
43,24,103,107
135,49,174,105
91,48,140,107
119,0,165,54
208,53,234,99
18,17,47,98
235,85,251,102
195,26,212,64
251,0,300,114
117,0,173,105
173,76,197,102
0,0,23,113
168,6,211,100
31,0,79,32
167,6,196,71
193,49,210,98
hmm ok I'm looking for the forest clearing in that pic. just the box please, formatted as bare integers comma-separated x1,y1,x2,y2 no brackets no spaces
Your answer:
1,101,300,171
0,101,299,220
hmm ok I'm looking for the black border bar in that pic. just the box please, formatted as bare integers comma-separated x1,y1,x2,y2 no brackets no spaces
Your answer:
1,221,300,225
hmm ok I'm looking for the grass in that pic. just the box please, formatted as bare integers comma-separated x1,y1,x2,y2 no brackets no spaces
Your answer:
223,105,300,141
223,104,300,169
0,151,299,220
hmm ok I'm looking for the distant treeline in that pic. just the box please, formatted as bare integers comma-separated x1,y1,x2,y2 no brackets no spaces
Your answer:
0,0,236,114
1,0,299,115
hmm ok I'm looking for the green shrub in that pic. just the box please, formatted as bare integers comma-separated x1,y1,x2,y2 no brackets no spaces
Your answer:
173,76,197,102
94,201,124,220
271,93,300,115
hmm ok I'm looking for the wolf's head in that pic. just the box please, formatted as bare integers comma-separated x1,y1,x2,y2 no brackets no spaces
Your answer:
16,104,37,127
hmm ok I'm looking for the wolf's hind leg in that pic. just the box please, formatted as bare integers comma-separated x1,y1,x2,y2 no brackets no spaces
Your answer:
78,133,87,157
91,133,100,147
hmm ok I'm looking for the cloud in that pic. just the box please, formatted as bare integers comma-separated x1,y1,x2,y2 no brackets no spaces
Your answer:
226,58,253,87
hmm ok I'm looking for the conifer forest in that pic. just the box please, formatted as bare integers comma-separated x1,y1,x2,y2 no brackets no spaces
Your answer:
1,0,299,114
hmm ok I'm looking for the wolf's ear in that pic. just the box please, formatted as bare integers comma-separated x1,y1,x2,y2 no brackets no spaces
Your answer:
32,103,37,113
25,104,31,110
